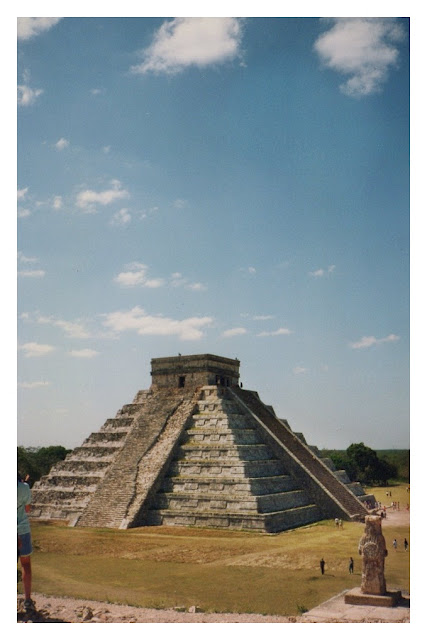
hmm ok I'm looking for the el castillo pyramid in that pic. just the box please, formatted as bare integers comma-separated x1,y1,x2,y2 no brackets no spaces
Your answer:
31,354,373,532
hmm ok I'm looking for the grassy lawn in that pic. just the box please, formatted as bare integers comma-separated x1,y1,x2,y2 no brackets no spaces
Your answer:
26,484,410,616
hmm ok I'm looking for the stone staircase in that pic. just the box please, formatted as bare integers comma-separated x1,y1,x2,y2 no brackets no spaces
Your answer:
144,386,322,532
30,394,147,524
231,387,370,521
76,387,195,528
296,437,375,505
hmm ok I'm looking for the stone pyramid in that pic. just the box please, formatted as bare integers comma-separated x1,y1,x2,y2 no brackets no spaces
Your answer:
31,354,373,532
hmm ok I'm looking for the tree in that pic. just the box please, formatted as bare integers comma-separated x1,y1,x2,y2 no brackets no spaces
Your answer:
17,446,71,485
329,451,357,481
345,442,396,485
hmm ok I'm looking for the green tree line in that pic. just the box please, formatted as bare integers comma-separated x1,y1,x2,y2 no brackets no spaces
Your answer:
18,446,71,486
321,443,409,485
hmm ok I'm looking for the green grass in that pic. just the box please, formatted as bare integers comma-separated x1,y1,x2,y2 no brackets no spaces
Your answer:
26,485,410,616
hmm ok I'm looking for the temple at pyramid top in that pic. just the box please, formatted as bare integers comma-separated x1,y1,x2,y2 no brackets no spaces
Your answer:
151,354,240,389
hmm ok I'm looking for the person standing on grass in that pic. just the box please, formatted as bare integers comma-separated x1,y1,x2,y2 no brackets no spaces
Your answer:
349,557,354,574
320,558,325,575
392,538,397,551
17,474,35,612
404,538,408,551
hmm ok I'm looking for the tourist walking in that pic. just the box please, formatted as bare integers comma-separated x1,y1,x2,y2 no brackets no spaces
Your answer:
320,558,325,575
404,538,408,551
17,474,35,612
349,557,354,574
392,538,397,550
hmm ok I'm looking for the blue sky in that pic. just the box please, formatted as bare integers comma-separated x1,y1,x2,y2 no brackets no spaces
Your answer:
16,13,410,451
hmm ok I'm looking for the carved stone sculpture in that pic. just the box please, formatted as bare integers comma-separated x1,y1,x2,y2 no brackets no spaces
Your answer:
358,515,388,595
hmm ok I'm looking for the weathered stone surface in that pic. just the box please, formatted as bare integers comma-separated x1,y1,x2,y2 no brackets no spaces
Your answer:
344,587,402,607
358,515,388,595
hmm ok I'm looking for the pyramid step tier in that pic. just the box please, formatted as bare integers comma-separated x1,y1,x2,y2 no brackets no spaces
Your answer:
163,474,298,495
196,399,244,414
145,504,322,532
153,489,313,513
184,427,259,444
82,431,129,443
177,443,273,461
102,418,134,430
68,447,121,459
31,486,95,501
192,415,252,428
169,459,285,478
34,473,105,488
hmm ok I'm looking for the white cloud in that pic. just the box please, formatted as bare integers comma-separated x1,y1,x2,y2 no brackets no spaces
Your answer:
293,366,307,375
222,327,248,338
18,208,31,218
114,264,205,291
114,263,165,288
17,17,62,41
19,342,55,358
350,334,400,349
309,265,335,278
110,208,131,227
314,18,405,97
131,17,244,75
18,381,50,389
103,306,212,341
52,196,63,210
17,187,28,200
309,269,325,278
18,269,46,278
254,315,274,321
102,146,111,154
17,85,43,106
37,315,90,339
173,199,188,209
187,282,206,291
54,137,69,150
18,252,38,264
140,206,159,219
68,349,99,358
170,272,206,291
257,328,292,337
76,179,129,212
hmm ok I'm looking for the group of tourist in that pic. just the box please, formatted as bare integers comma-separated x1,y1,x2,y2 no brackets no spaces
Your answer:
392,538,409,551
319,557,355,575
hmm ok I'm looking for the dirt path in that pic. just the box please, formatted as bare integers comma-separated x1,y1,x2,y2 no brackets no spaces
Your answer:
18,594,303,623
379,506,410,528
